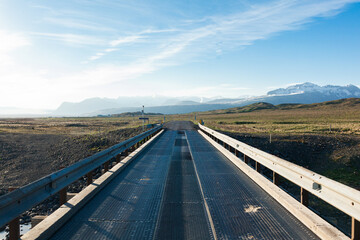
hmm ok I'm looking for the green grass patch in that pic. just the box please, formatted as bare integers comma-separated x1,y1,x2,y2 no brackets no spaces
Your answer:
324,168,360,188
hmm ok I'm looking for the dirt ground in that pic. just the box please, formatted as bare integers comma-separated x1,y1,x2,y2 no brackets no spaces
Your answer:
219,130,360,235
220,131,360,190
0,127,143,194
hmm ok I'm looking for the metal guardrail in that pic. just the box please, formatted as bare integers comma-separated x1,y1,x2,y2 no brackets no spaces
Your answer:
199,124,360,238
0,125,162,228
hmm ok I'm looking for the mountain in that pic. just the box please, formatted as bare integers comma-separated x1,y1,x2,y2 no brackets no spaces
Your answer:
51,82,360,116
268,82,360,97
257,83,360,105
55,98,121,116
53,96,202,116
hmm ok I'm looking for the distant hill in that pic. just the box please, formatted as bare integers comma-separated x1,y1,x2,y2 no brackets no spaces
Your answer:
91,104,237,116
208,98,360,114
111,111,163,117
50,82,360,116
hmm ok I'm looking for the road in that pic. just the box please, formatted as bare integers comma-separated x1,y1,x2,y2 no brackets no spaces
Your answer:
50,121,319,239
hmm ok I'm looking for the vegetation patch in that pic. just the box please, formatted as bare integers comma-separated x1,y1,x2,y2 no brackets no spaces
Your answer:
272,121,305,124
234,121,257,125
65,123,88,127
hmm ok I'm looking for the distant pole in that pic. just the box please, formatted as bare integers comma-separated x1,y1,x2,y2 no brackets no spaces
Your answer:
195,113,197,121
142,105,144,132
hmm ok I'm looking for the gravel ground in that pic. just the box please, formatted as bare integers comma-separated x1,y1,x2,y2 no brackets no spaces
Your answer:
0,127,143,192
0,126,144,237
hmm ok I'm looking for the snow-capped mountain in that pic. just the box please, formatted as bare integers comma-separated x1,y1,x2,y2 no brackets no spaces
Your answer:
50,82,360,116
268,82,360,97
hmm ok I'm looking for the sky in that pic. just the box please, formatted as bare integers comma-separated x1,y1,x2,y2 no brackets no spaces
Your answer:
0,0,360,110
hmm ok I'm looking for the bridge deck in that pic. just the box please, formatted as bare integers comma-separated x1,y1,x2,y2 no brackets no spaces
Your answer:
50,123,319,239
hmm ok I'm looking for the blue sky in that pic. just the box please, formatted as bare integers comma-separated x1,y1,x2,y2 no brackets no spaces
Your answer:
0,0,359,110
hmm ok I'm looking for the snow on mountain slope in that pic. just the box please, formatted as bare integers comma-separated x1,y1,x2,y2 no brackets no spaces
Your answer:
267,82,360,97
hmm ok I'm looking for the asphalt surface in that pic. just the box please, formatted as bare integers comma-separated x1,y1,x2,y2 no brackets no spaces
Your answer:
50,121,319,240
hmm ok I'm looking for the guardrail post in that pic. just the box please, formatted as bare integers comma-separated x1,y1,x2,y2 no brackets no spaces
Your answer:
8,187,19,240
57,167,67,206
116,154,121,163
86,171,93,185
352,217,360,240
255,162,261,173
104,161,110,173
273,172,279,185
244,154,249,164
59,187,67,206
301,187,309,207
234,149,238,157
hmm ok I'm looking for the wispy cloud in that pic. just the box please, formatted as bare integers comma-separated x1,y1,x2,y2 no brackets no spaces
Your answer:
84,0,360,87
87,29,179,61
44,17,115,32
88,35,144,61
30,32,106,46
1,0,359,109
110,35,144,46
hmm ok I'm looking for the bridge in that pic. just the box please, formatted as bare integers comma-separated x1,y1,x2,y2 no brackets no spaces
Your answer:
1,121,359,239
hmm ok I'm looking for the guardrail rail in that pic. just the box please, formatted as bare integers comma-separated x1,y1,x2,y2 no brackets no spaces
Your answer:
199,124,360,240
0,125,162,240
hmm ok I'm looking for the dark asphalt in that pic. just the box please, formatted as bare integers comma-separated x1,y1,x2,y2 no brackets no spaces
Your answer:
50,121,319,240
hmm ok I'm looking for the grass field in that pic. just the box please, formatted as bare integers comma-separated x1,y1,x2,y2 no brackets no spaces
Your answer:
171,99,360,135
0,115,164,136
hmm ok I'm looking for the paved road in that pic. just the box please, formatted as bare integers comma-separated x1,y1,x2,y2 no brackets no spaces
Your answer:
51,121,319,239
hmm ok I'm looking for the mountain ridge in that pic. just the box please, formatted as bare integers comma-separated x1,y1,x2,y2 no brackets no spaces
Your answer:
3,82,358,116
208,98,360,115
